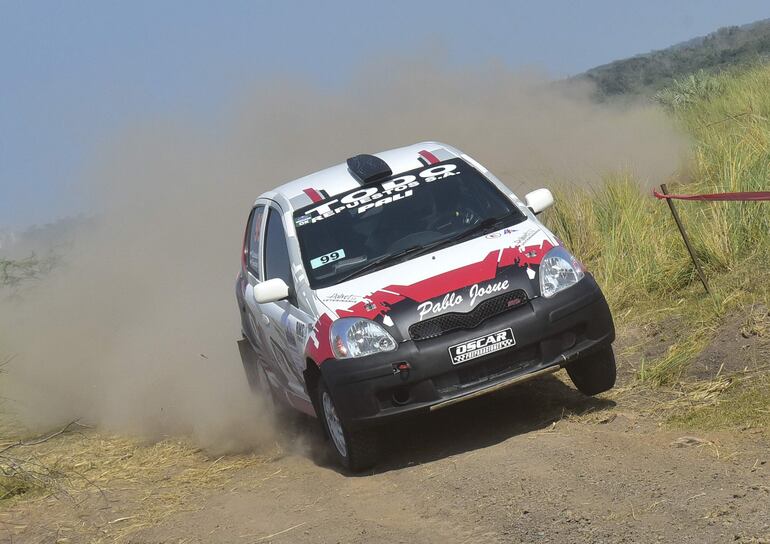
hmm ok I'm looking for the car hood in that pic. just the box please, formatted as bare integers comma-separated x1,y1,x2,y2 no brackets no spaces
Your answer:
313,219,557,343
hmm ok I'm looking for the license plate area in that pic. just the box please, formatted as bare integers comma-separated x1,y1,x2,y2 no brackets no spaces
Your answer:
448,328,516,365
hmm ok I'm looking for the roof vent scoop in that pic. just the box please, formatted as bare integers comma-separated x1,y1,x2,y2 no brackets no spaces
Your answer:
346,154,392,184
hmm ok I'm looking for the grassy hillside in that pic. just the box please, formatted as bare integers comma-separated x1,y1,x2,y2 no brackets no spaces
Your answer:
552,66,770,310
581,18,770,97
545,63,770,427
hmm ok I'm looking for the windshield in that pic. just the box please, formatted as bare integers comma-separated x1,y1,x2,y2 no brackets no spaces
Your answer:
293,158,525,289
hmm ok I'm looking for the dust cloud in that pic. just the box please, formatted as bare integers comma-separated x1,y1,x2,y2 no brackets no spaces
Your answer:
0,57,687,452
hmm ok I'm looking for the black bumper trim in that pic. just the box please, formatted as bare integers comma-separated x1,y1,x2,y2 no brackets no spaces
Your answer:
429,364,560,411
320,274,615,430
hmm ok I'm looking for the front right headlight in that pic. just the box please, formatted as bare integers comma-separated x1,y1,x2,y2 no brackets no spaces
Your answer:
330,317,397,359
538,246,585,298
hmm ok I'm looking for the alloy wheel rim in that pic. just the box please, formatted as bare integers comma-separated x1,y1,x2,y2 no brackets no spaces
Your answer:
322,391,347,458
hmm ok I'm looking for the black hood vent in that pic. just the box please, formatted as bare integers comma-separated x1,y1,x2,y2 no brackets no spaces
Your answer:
346,154,392,184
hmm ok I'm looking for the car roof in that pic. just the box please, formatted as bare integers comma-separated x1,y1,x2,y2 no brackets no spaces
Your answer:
255,141,465,211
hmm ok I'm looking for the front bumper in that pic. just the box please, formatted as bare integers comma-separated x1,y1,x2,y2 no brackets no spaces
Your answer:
321,275,615,430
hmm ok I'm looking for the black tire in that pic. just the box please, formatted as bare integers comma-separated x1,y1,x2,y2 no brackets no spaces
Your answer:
317,380,380,472
566,346,617,396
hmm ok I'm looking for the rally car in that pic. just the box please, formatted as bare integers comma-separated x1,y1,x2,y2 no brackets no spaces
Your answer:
235,142,616,471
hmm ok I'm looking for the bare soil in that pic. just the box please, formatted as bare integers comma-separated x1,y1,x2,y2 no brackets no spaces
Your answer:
687,308,770,381
2,371,769,544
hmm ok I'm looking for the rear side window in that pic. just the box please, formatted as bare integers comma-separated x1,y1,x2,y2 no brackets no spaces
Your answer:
247,205,266,277
264,207,294,290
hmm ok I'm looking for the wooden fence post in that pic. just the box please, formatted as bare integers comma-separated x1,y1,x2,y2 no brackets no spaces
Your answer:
660,183,710,294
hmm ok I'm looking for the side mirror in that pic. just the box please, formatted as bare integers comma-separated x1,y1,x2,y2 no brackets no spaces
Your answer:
524,188,554,215
253,278,290,304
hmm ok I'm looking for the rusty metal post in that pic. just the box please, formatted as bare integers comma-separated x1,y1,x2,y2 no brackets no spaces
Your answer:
660,183,710,294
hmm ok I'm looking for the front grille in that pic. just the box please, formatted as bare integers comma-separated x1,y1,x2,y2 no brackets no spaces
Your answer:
409,289,528,341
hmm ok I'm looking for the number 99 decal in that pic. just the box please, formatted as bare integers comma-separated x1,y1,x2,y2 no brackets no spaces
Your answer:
310,248,346,269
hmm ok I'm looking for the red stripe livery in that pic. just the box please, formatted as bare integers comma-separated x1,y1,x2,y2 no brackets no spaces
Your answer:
303,188,323,203
305,240,554,365
418,150,440,165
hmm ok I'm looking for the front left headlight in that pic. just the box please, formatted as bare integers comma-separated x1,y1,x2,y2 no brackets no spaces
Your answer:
330,317,397,359
539,246,585,298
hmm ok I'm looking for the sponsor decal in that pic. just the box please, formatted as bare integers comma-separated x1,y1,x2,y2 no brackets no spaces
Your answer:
417,291,463,321
416,279,510,321
295,163,460,226
485,227,540,248
468,279,509,307
449,328,516,364
295,321,307,342
321,293,363,303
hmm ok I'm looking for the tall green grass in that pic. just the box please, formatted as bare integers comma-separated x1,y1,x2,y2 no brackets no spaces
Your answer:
546,65,770,314
543,65,770,385
547,175,695,311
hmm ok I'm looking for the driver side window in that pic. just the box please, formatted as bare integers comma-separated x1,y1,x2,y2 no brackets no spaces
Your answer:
263,207,295,294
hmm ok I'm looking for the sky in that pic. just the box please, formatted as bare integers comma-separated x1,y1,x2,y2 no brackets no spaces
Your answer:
1,1,769,230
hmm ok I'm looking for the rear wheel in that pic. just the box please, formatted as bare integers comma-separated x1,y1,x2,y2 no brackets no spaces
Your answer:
317,380,379,472
566,346,617,396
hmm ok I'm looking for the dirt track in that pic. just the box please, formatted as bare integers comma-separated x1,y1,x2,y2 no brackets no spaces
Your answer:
138,377,770,544
6,372,768,544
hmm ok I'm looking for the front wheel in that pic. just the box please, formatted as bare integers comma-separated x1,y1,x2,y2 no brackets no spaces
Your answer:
317,380,380,472
566,346,617,396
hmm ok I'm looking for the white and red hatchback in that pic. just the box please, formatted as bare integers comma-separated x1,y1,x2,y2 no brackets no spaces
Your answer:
236,142,615,471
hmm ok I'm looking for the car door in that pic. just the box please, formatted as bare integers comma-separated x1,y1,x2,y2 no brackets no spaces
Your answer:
257,204,313,405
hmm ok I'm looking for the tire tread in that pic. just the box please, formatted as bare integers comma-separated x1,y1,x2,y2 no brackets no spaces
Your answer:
566,346,617,396
317,381,380,472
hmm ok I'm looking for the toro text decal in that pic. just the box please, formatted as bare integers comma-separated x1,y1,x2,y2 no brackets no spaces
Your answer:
295,163,459,226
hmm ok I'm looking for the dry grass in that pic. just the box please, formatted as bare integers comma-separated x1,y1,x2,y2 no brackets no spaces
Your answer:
665,368,770,433
0,425,279,542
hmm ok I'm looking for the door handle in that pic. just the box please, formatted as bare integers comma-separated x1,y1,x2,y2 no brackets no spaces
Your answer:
261,314,270,325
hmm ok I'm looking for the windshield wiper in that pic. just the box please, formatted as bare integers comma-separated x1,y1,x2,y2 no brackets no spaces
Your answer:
454,215,512,242
335,245,425,283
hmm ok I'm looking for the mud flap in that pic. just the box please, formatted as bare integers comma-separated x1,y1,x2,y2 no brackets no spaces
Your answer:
237,338,261,392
